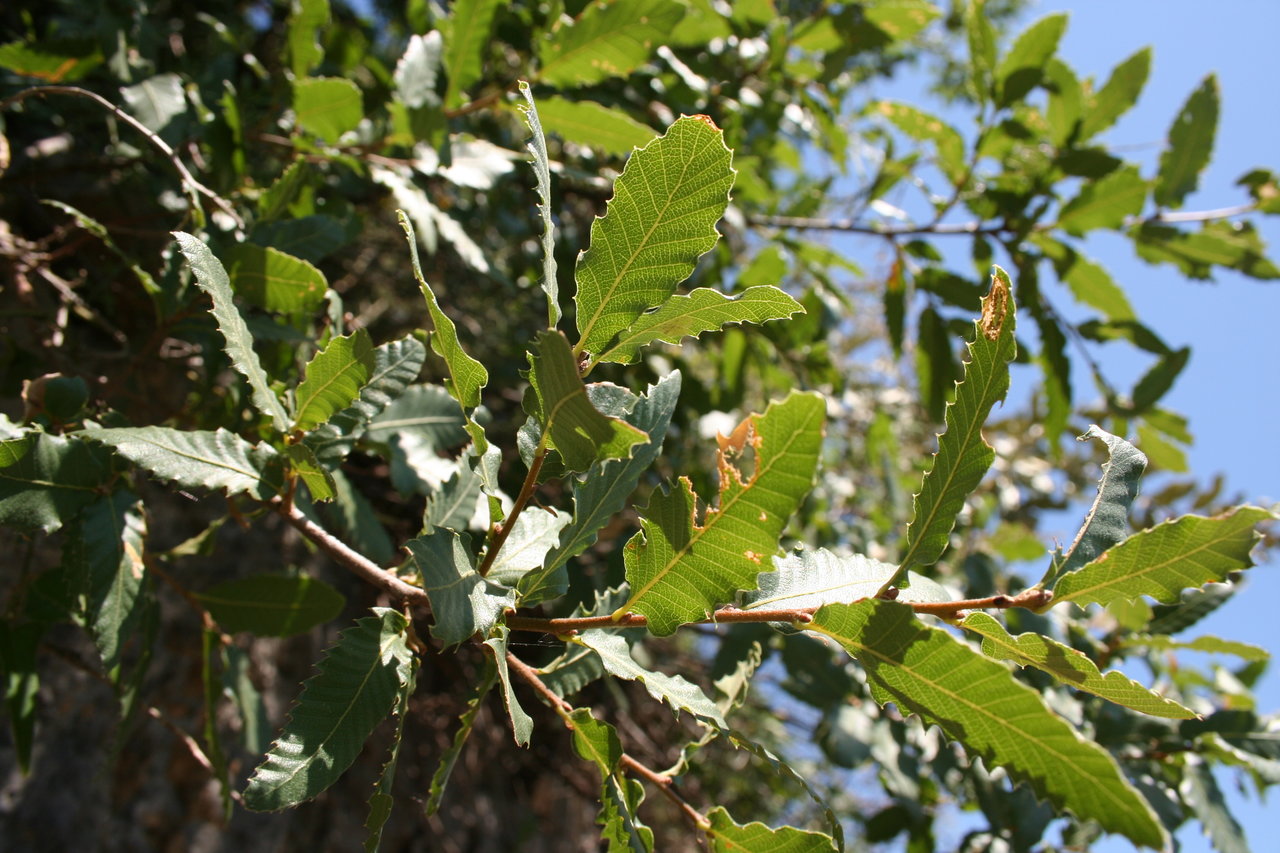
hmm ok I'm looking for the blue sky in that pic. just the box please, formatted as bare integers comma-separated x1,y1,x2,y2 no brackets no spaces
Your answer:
865,2,1278,849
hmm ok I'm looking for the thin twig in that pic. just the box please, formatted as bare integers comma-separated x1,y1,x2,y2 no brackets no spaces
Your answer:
477,448,546,577
747,202,1258,239
505,651,711,831
275,499,431,607
1,86,244,228
504,590,1053,634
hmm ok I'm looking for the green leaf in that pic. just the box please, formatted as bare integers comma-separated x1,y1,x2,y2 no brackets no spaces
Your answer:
395,31,442,110
319,468,395,564
562,707,653,851
223,243,329,315
965,0,997,103
1052,506,1274,608
293,329,376,432
119,73,187,134
1042,426,1147,589
705,807,837,852
537,0,685,88
1155,74,1219,209
1062,252,1135,320
809,599,1167,849
520,372,681,606
288,0,330,77
222,644,270,755
1121,634,1269,662
174,232,291,432
285,443,336,501
423,463,483,532
1131,345,1189,413
259,160,314,222
293,77,363,141
574,115,735,359
535,96,656,156
197,575,344,637
0,432,110,533
304,335,426,461
201,628,233,820
526,330,648,471
572,630,726,727
64,491,148,673
1057,165,1147,236
398,211,489,408
364,652,416,853
1080,47,1151,139
1043,58,1083,144
442,0,501,108
596,286,804,365
996,13,1067,106
485,508,570,586
0,621,43,774
959,612,1194,718
741,548,899,612
892,268,1016,590
516,81,560,327
425,658,496,815
875,101,967,186
1182,760,1248,853
915,305,960,424
618,391,825,635
482,627,533,745
1133,220,1280,281
79,426,283,500
0,38,101,82
251,215,351,265
43,200,160,300
243,608,413,811
863,0,941,44
401,530,514,646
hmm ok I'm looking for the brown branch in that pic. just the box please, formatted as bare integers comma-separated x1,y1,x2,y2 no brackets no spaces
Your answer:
506,590,1052,634
0,86,244,229
748,202,1258,239
477,448,546,577
504,651,710,831
275,499,431,607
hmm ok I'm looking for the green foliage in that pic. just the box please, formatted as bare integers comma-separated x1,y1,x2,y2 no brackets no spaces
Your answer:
242,609,415,811
2,2,1277,850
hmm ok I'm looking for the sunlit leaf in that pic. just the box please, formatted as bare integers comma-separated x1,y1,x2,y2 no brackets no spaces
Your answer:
520,373,681,606
573,630,726,727
526,330,648,471
175,232,292,432
960,612,1194,718
1080,47,1151,139
574,115,734,360
705,807,837,852
741,548,898,612
442,0,501,108
401,529,514,646
293,77,362,141
535,96,656,155
875,101,966,185
1155,74,1218,209
537,0,685,88
1057,166,1146,236
810,600,1167,848
618,392,825,635
483,627,533,746
80,426,282,500
516,81,560,327
288,0,329,77
891,268,1016,591
398,211,489,408
1042,426,1146,589
1052,507,1274,608
596,286,804,365
293,330,376,432
996,13,1067,106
